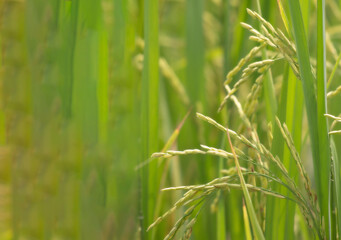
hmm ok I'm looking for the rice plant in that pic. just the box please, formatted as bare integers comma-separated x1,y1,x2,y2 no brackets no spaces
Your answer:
1,0,341,240
147,5,341,240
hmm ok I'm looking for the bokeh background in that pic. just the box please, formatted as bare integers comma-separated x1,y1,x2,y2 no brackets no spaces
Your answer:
1,0,341,239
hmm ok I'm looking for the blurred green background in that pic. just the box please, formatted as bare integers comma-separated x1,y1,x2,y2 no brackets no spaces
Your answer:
1,0,341,239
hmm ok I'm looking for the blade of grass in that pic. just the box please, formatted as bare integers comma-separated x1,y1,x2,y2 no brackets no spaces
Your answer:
284,2,307,237
222,2,244,239
62,0,78,119
73,2,105,238
0,33,4,145
287,0,330,237
97,27,108,145
184,0,207,183
185,1,212,237
222,0,231,75
283,69,303,239
151,92,188,238
330,138,341,238
217,137,226,240
316,0,332,237
109,0,141,238
217,190,227,240
276,0,289,34
242,199,252,240
186,0,204,105
231,0,251,67
300,0,310,36
226,126,265,240
281,2,305,237
265,64,289,240
141,0,159,238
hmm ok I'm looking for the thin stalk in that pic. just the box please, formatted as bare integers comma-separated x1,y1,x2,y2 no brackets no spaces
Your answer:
226,126,265,240
284,69,303,239
265,64,289,240
317,0,332,238
327,52,341,89
141,0,159,238
242,199,252,240
217,137,227,240
330,138,341,238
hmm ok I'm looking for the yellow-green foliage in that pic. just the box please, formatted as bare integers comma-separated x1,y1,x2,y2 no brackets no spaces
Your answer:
1,0,341,240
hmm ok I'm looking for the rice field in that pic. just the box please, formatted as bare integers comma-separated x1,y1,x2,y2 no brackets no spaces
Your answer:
1,0,341,239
